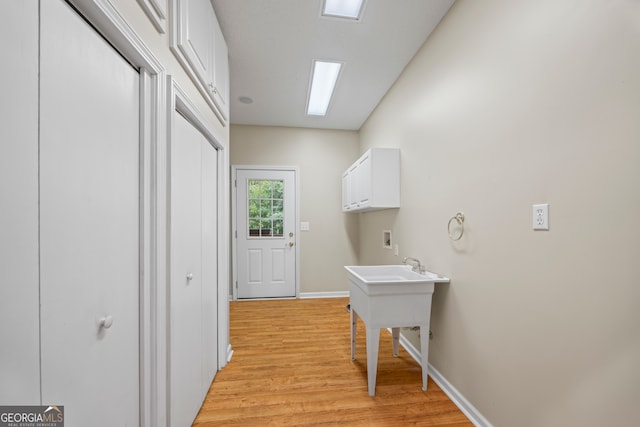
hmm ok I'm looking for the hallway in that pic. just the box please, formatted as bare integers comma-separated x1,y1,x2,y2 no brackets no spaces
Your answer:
194,298,472,426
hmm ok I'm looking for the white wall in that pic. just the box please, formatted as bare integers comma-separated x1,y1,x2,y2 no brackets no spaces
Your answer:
358,0,640,426
230,125,360,294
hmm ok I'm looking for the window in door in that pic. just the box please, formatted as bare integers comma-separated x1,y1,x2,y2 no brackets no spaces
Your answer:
248,179,284,237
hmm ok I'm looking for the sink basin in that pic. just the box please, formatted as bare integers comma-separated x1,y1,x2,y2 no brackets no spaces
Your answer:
344,265,449,284
345,265,450,396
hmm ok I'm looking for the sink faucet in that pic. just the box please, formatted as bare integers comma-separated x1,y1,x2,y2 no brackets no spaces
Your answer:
403,257,425,274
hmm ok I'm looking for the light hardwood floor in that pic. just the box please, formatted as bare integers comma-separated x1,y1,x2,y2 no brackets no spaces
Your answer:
193,298,472,426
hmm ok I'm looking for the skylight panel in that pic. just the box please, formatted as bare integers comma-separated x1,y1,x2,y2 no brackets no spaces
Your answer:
322,0,365,20
306,60,342,117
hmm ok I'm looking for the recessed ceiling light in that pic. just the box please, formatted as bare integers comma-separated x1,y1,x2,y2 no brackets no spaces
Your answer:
322,0,365,20
306,60,343,117
238,96,253,104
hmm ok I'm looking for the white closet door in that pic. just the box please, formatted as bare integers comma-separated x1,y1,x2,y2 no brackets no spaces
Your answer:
201,141,219,393
170,110,219,426
170,111,203,427
39,1,140,425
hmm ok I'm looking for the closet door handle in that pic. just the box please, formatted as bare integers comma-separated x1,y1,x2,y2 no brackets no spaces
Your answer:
99,315,114,329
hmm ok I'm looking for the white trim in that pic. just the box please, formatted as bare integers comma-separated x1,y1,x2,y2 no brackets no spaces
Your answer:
137,0,167,33
167,75,231,375
170,82,224,150
216,143,231,371
68,0,163,72
167,79,231,372
395,332,493,427
226,344,234,364
139,69,155,427
299,291,350,299
231,165,301,301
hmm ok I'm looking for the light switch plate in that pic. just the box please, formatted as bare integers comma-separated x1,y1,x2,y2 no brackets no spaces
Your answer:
533,204,549,230
300,221,310,231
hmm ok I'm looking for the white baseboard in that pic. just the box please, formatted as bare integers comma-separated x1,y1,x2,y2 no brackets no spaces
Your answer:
226,344,234,364
229,292,349,301
395,331,493,427
299,291,350,299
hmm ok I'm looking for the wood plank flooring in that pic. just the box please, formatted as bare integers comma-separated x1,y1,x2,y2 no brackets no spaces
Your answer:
193,298,472,426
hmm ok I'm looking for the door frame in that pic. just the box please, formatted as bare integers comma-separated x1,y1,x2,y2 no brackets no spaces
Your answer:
166,81,229,374
166,78,224,426
232,165,300,300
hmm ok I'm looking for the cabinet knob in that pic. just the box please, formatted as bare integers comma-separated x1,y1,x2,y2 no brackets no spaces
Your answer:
99,315,114,329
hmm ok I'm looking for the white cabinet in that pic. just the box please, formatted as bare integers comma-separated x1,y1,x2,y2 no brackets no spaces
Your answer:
342,148,400,213
211,17,229,113
341,171,351,211
172,0,229,123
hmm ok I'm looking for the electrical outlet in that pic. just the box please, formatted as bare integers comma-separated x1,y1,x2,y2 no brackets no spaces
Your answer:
532,204,549,230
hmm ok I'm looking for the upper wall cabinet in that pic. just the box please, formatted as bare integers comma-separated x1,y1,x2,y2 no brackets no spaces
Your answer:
172,0,229,124
342,148,400,213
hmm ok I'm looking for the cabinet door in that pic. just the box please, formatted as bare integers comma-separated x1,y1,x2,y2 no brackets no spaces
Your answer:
211,12,229,120
342,172,351,211
178,0,214,87
173,0,228,123
356,154,372,207
349,166,358,209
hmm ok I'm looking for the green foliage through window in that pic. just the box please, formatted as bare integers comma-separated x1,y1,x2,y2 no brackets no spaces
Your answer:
248,179,284,237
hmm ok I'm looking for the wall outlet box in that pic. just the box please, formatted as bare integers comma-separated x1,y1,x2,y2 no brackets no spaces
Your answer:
383,230,392,249
532,204,549,230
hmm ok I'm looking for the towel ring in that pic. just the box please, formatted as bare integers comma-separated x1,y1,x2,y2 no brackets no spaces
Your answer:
448,212,465,241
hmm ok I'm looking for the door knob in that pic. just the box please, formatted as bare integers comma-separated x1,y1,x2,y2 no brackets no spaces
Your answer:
186,273,194,281
289,232,294,237
289,242,295,247
99,315,114,329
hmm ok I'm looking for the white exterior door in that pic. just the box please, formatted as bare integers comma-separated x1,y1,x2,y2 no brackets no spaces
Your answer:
235,168,297,299
39,0,140,425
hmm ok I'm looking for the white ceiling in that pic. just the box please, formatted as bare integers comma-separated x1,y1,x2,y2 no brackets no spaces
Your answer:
211,0,455,131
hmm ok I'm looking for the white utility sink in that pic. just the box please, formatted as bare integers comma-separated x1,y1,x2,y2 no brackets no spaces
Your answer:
345,265,449,396
344,264,448,284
